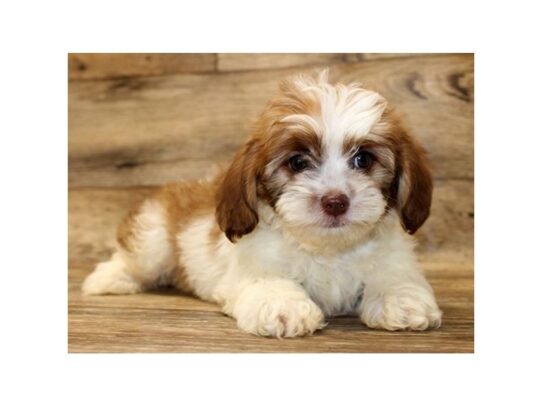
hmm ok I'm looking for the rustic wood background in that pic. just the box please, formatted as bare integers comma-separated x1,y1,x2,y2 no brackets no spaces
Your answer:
68,53,474,352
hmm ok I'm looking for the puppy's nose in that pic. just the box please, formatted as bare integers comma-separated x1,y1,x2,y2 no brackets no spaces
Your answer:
321,193,349,216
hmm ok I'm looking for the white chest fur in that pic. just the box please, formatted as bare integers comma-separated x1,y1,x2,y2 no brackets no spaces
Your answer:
180,211,410,318
233,223,381,316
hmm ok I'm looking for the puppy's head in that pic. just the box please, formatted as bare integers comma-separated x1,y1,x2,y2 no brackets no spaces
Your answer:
216,71,432,247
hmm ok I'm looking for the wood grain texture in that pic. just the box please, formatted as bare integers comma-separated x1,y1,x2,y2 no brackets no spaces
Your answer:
68,53,217,80
217,53,361,71
68,263,473,353
68,54,473,188
217,53,441,72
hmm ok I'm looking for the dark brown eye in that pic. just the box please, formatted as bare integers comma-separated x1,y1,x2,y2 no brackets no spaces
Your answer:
288,154,308,172
352,150,374,170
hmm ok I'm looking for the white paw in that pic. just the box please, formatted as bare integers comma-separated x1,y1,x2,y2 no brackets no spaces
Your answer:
360,284,442,331
230,281,326,338
82,255,142,296
236,297,326,338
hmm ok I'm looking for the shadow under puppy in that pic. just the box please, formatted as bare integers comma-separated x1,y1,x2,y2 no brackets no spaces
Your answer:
83,70,442,337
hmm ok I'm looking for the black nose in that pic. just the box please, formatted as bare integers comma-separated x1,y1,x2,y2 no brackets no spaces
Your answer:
321,193,350,216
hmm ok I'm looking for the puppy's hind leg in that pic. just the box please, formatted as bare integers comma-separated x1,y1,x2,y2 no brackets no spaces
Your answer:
82,199,176,296
82,250,142,295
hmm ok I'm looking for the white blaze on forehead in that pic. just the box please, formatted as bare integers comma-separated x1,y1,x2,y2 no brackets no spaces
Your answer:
282,74,388,151
316,84,387,145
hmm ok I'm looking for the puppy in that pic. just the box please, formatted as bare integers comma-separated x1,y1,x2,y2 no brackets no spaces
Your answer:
82,71,442,337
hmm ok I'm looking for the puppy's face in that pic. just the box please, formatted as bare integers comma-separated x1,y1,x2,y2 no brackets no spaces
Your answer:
216,72,432,248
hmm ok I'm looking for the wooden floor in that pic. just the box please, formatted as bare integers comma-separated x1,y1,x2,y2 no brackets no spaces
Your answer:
68,53,474,352
69,262,473,352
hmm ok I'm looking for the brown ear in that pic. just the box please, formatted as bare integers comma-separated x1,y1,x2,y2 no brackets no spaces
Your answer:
216,139,262,242
396,132,433,234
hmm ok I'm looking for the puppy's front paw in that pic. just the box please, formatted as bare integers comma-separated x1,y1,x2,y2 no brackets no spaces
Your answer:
236,297,325,338
360,285,442,331
230,282,326,338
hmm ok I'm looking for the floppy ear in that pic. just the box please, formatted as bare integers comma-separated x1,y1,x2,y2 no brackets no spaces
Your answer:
395,131,433,234
216,139,262,242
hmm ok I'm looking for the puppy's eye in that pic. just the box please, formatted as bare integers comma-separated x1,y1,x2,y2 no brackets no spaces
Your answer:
288,154,308,172
352,150,374,170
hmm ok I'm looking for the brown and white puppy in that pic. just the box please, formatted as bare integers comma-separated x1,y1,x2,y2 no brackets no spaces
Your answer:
82,71,442,337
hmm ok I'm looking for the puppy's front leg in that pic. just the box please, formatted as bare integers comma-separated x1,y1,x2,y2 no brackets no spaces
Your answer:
359,265,442,331
224,279,326,338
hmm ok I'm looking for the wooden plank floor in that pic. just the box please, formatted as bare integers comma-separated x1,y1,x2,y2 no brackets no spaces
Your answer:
69,262,473,353
68,53,474,352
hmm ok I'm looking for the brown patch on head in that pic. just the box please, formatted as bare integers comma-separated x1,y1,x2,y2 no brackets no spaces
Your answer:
252,74,323,152
342,137,389,156
372,109,433,234
268,131,322,160
276,76,322,117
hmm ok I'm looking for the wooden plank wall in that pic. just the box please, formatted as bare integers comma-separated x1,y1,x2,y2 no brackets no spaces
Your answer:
68,53,474,352
69,53,474,264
